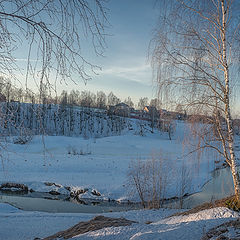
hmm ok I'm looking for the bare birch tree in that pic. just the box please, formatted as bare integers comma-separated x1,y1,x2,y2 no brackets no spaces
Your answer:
151,0,240,198
0,0,108,99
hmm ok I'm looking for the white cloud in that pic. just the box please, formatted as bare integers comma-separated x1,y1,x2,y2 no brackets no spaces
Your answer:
98,64,151,84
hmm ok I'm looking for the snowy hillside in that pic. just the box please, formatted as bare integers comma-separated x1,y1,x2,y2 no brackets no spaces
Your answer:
0,102,135,138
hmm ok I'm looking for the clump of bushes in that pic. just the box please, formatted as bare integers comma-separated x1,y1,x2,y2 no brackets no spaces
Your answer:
13,128,33,144
127,153,193,209
67,145,91,155
127,155,169,209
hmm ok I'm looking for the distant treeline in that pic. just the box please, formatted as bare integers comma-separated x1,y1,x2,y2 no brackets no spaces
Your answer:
0,77,160,110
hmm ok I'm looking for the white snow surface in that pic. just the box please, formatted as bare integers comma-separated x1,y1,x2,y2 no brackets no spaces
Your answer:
0,120,230,201
0,120,240,239
0,203,239,240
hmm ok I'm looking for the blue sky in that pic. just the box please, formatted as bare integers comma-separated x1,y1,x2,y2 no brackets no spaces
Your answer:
55,0,159,103
11,0,239,115
12,0,158,104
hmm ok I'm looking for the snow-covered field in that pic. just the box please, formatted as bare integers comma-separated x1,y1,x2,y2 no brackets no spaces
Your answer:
0,119,240,239
0,120,223,201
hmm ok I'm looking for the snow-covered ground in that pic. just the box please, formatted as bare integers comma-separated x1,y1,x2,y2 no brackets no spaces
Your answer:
1,120,240,239
0,203,239,240
0,120,226,201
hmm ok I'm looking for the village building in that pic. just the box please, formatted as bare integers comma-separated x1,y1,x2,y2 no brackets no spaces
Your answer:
108,102,131,117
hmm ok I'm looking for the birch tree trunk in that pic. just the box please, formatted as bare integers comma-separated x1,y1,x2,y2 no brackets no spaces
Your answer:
221,0,240,199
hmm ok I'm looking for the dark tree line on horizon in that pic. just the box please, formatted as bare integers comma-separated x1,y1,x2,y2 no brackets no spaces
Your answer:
0,77,160,111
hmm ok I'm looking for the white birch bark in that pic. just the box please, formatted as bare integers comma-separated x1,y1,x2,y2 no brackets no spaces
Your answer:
221,0,239,198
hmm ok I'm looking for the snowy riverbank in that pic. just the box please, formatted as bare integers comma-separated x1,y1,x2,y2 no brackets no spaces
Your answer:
0,203,239,239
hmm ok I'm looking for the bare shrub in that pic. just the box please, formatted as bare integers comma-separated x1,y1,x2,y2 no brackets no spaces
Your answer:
13,128,33,145
160,118,176,140
134,120,146,136
176,161,192,208
128,155,169,208
67,145,91,156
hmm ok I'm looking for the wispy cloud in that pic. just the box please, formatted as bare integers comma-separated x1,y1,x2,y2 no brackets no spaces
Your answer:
99,64,151,84
100,64,149,74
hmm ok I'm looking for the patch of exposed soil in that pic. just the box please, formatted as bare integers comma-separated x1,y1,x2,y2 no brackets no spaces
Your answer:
41,215,137,240
172,196,236,217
